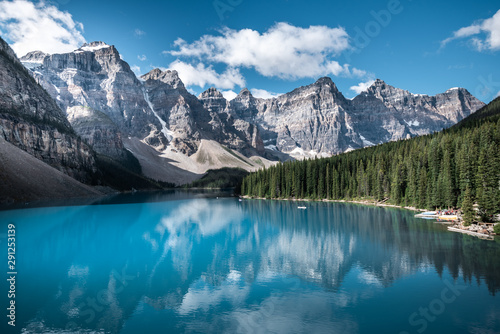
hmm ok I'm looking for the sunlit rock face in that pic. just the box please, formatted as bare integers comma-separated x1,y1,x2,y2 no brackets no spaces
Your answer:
20,41,484,163
241,78,485,158
22,43,264,158
348,79,485,146
21,42,165,158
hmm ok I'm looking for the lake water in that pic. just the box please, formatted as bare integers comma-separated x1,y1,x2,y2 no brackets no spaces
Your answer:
1,191,500,334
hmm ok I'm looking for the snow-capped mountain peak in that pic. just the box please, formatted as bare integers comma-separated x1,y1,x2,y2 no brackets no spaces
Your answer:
75,41,111,52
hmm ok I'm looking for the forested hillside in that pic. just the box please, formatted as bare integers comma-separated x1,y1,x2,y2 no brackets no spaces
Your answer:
241,97,500,221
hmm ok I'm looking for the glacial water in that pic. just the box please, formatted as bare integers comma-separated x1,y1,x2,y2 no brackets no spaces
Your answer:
1,191,500,333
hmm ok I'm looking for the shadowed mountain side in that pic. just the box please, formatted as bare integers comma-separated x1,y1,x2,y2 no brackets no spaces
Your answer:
0,136,102,204
0,37,98,184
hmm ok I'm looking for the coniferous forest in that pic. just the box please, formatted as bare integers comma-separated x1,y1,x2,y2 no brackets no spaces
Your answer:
241,97,500,222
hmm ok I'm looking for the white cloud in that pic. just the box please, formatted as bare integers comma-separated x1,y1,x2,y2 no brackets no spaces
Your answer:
166,22,352,80
350,80,375,94
168,60,245,90
250,88,282,99
441,9,500,51
134,28,146,38
441,24,482,49
351,67,368,78
455,25,482,39
130,65,141,77
0,0,86,56
221,90,237,100
138,54,147,61
482,9,500,50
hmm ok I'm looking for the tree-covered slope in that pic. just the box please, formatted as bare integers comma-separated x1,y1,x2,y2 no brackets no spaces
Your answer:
242,97,500,220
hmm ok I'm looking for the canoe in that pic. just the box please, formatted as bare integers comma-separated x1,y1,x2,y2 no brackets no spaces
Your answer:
438,215,458,220
421,211,437,215
298,206,307,209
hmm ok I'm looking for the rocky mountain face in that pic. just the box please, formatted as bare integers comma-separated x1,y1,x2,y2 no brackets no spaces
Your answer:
21,42,167,161
236,77,485,157
18,41,485,184
141,68,263,156
0,37,98,183
197,86,264,155
247,77,356,156
66,106,126,160
348,79,485,147
23,44,263,161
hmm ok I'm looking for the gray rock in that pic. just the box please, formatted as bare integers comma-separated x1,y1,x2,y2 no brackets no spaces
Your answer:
19,41,485,165
21,42,166,156
0,37,97,183
67,106,127,161
242,77,485,157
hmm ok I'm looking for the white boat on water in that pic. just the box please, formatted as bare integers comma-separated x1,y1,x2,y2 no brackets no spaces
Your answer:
415,212,439,218
298,206,306,209
421,211,437,215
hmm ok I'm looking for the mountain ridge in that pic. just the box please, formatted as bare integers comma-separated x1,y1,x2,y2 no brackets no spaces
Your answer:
18,40,485,184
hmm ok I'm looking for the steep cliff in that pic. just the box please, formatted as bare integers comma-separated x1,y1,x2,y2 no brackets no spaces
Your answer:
244,77,485,157
66,106,127,160
0,37,98,183
141,68,264,156
18,41,485,182
21,42,165,159
349,79,485,146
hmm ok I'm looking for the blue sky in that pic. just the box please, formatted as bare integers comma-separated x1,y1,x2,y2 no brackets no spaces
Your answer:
0,0,499,102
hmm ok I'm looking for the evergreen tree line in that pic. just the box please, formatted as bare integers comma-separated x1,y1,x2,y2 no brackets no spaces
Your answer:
241,98,500,221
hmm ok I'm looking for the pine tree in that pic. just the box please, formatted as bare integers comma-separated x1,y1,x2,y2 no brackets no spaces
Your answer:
462,186,474,226
270,167,277,198
240,96,500,214
418,168,428,209
326,163,331,199
318,164,325,199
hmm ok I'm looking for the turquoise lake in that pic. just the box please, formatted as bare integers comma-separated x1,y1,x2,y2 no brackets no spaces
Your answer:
1,191,500,333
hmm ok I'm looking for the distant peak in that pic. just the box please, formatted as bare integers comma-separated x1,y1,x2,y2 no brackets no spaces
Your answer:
235,88,254,100
366,79,396,93
369,79,387,88
315,76,334,85
141,68,184,89
239,88,251,95
21,50,47,57
75,41,112,53
81,41,109,48
199,87,224,99
142,68,163,79
20,50,48,63
314,76,340,91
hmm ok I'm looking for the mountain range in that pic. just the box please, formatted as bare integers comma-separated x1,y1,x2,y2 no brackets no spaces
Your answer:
0,38,485,201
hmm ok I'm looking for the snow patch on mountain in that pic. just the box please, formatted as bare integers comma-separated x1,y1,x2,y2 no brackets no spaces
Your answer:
142,88,174,142
22,62,43,69
404,120,420,127
265,145,278,151
359,135,375,146
77,42,110,52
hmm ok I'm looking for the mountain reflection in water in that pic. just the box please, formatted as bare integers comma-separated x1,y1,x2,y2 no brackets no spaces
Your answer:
1,193,499,333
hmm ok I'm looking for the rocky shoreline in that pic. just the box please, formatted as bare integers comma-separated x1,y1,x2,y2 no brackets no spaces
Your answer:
448,222,497,239
241,195,425,211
